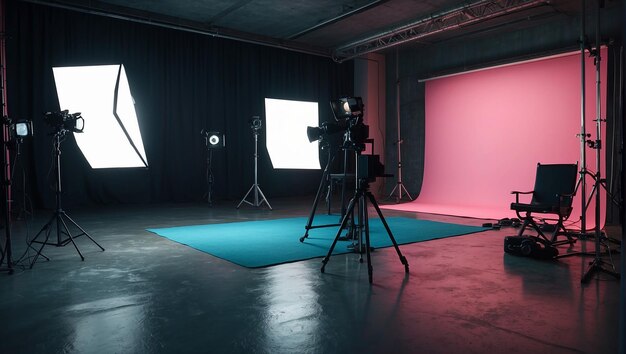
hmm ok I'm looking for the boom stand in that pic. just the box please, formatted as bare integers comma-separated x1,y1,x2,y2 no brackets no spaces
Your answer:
237,128,272,209
581,2,619,282
28,131,104,268
321,176,409,283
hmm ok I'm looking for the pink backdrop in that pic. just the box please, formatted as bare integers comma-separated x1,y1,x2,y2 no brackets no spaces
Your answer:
383,49,608,229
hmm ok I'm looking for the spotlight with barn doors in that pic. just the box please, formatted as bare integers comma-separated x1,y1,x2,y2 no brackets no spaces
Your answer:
43,110,84,133
27,110,105,268
330,97,364,121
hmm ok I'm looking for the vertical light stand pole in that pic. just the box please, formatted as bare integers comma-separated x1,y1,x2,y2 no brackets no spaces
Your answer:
206,148,214,206
237,119,272,210
0,0,13,273
581,0,619,282
578,0,588,236
388,49,412,202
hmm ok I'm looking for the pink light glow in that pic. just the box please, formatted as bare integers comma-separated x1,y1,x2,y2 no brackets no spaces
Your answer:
383,49,608,229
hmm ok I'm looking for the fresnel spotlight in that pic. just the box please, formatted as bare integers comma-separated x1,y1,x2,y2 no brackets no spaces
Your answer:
8,119,34,141
27,110,104,268
329,96,364,120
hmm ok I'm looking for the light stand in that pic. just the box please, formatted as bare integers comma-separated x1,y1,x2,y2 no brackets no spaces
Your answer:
237,118,272,210
320,154,409,283
580,0,619,282
0,13,12,273
0,119,12,274
28,130,104,268
388,50,412,203
206,148,214,206
201,130,225,206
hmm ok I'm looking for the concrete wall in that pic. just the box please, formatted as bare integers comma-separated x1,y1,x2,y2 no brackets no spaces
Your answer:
354,53,386,196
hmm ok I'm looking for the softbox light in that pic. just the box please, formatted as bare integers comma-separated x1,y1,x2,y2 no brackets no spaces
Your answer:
52,64,148,168
264,98,320,170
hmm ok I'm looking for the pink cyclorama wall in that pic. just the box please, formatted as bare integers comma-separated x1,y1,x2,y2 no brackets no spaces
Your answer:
382,49,608,229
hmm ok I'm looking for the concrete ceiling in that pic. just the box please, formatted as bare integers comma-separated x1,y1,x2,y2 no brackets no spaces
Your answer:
26,0,588,59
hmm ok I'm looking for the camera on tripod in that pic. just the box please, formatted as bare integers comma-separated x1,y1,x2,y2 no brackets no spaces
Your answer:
44,110,84,133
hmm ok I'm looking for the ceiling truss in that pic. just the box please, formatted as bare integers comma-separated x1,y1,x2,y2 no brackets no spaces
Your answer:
332,0,551,62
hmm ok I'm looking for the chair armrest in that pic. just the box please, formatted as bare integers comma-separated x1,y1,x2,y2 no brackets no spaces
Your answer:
511,190,533,204
556,192,575,207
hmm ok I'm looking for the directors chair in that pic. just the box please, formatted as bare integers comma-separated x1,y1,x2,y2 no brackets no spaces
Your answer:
510,163,578,246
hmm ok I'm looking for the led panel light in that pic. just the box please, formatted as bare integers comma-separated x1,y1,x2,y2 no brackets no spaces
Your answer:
52,64,148,168
264,98,320,170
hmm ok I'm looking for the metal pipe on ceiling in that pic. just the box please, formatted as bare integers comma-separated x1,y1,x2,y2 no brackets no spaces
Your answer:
20,0,332,58
287,0,386,40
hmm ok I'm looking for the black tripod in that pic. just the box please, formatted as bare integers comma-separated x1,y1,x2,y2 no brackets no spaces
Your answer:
300,143,341,242
28,131,104,268
321,175,409,283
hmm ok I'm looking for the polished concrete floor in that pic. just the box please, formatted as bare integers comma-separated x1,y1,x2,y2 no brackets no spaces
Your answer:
0,197,622,354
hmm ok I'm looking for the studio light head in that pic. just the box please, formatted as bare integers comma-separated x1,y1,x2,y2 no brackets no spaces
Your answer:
249,116,262,131
306,121,343,143
330,97,364,121
201,129,226,149
7,119,34,141
44,110,84,133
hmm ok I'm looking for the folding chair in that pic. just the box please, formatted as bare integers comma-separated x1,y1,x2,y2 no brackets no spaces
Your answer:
511,163,578,246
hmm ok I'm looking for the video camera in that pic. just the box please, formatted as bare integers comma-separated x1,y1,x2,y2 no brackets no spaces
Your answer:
307,97,369,151
307,97,387,182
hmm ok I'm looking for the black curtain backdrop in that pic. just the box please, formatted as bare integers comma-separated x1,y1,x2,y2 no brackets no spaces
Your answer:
5,2,354,208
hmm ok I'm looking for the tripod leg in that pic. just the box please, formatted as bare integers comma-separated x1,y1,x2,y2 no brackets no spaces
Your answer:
30,221,55,268
582,259,621,283
387,183,400,199
368,193,409,272
399,183,413,201
363,198,373,283
27,213,58,268
321,195,358,273
63,212,105,251
236,185,255,209
58,215,84,261
255,185,272,210
301,165,332,242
